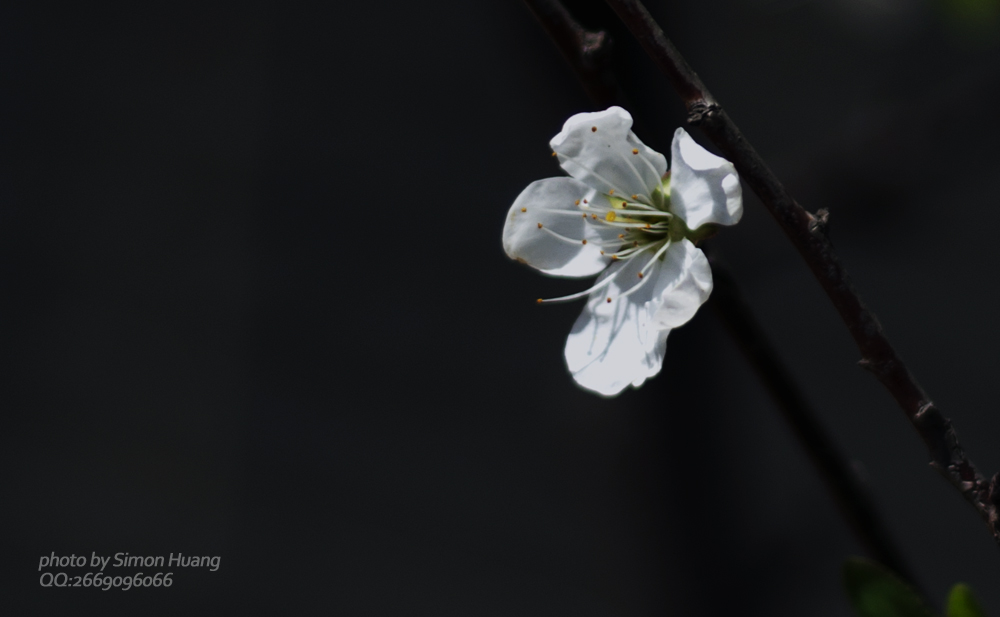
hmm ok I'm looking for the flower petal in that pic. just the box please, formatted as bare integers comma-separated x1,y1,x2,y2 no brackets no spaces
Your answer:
564,290,669,396
562,239,712,396
503,177,622,277
648,239,713,329
669,128,742,230
551,107,667,202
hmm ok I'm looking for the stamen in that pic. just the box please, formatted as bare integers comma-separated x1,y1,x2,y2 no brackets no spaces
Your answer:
606,211,616,222
575,200,580,205
521,207,526,212
605,242,657,262
632,149,638,155
539,226,589,246
608,189,615,195
591,126,597,132
618,240,673,301
537,275,615,304
581,239,587,245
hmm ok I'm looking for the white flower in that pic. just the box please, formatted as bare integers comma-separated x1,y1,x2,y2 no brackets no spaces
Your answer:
503,106,742,396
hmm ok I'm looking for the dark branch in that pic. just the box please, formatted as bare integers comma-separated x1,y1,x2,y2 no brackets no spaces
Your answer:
709,261,920,589
602,0,1000,544
522,0,618,107
520,0,923,587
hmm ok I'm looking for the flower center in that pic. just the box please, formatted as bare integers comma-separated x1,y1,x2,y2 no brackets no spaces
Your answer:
536,174,678,305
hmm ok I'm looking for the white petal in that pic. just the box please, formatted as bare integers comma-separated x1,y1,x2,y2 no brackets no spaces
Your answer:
563,239,712,396
503,177,622,277
564,291,669,397
550,107,667,202
669,128,742,230
648,239,713,329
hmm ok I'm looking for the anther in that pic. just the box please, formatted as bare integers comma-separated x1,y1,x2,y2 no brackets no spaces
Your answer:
633,241,639,247
574,200,580,205
618,234,624,239
536,298,543,304
600,251,605,255
521,207,526,213
631,194,637,200
606,211,617,222
581,239,587,245
637,272,644,279
591,214,597,220
537,223,543,229
606,297,612,303
583,199,588,204
551,152,557,157
608,189,615,195
591,126,597,132
611,255,619,260
645,224,651,229
582,214,586,219
632,149,638,154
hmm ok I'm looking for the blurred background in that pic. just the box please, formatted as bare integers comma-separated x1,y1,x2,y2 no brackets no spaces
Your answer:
1,0,999,615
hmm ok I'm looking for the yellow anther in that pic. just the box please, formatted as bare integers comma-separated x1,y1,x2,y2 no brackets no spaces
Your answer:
618,234,624,239
582,214,587,219
611,255,619,260
591,214,597,220
631,194,637,200
520,207,526,213
606,211,617,222
608,189,615,195
600,250,605,255
537,223,543,229
551,152,557,157
536,298,543,304
574,200,580,205
632,148,638,155
645,224,651,229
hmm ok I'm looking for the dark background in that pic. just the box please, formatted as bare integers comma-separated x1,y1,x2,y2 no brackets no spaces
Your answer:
2,1,1000,615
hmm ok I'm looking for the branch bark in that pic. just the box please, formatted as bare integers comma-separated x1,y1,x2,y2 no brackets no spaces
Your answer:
602,0,1000,544
522,0,619,107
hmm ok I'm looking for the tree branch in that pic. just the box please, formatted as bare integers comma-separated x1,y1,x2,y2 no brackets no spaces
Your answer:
709,261,920,589
521,0,924,587
602,0,1000,544
522,0,619,107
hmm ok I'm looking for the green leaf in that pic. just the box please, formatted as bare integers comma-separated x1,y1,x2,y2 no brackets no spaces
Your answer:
842,557,935,617
947,584,987,617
